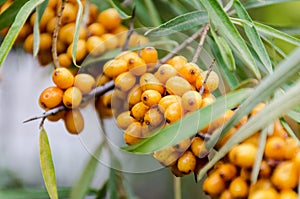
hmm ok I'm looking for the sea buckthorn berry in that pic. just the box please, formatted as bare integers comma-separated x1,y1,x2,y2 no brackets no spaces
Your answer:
58,53,72,68
229,177,249,198
272,119,288,138
154,64,178,84
166,56,187,72
182,91,202,112
38,33,52,51
59,23,87,44
116,111,136,130
128,33,149,47
140,47,158,71
202,171,226,197
23,33,34,53
200,70,219,92
153,147,179,166
284,137,299,160
215,127,237,149
219,190,233,199
259,160,271,178
57,40,66,54
166,76,194,97
97,8,121,30
264,136,285,160
170,164,186,177
248,188,279,199
177,150,196,174
279,189,298,199
240,167,251,181
87,22,106,37
201,93,216,107
103,59,128,78
46,17,58,33
191,137,209,158
38,51,53,66
130,102,149,121
250,103,265,117
242,132,260,146
61,3,77,25
195,72,204,90
201,110,234,134
144,107,164,127
16,23,32,42
127,56,147,76
158,95,182,113
173,138,191,153
293,150,300,169
140,73,165,94
52,67,74,89
123,122,143,145
67,39,87,62
127,85,142,107
271,161,298,190
101,33,119,50
47,110,66,122
249,179,274,195
47,0,57,9
114,71,136,92
64,109,84,134
164,102,183,123
228,143,258,168
179,62,201,84
141,90,162,107
30,7,55,31
86,36,105,56
74,73,96,94
39,86,64,109
63,87,82,108
217,163,237,181
96,74,111,87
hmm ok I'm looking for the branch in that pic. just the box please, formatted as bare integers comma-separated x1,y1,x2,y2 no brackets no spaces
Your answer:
192,24,210,63
23,80,115,123
121,7,136,51
199,59,216,95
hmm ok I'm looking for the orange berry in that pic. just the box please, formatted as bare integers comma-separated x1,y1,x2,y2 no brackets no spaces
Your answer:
130,102,149,121
39,86,63,109
173,138,191,153
87,22,106,36
203,171,226,197
200,70,219,92
164,102,183,124
219,190,234,199
140,47,158,72
58,53,72,68
59,23,87,44
46,17,58,33
46,109,66,122
154,64,178,84
103,59,128,78
63,87,82,108
86,36,106,56
116,111,136,130
101,33,118,50
179,62,202,84
229,143,258,168
217,163,237,181
264,136,286,160
279,189,298,199
61,3,77,25
177,150,196,174
140,73,165,94
52,67,74,89
166,56,187,72
166,76,194,96
191,137,209,158
114,71,136,92
158,95,182,113
182,90,202,112
259,160,271,178
127,85,142,107
229,177,249,198
249,188,279,199
74,73,96,94
39,33,52,51
123,122,143,145
284,137,299,160
271,161,299,190
23,33,34,53
143,107,164,128
97,8,121,30
141,90,162,107
64,109,84,134
66,39,87,62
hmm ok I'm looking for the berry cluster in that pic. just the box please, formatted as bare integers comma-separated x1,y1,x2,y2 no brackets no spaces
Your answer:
202,104,300,199
0,0,147,66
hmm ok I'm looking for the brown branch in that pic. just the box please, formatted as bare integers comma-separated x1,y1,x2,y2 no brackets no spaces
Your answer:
191,24,210,63
52,0,66,69
156,27,204,68
121,7,136,51
199,59,215,95
23,80,115,123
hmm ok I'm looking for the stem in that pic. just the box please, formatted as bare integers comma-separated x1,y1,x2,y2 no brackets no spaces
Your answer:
199,59,215,95
52,0,66,69
192,24,210,64
173,176,181,199
122,7,136,51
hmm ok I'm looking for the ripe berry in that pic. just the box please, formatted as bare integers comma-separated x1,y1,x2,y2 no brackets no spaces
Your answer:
177,150,196,174
164,102,183,123
200,70,219,92
283,137,299,160
103,59,128,78
217,163,237,181
140,73,165,94
58,53,72,68
114,71,136,92
158,95,181,113
140,47,158,71
52,67,74,89
228,143,258,168
271,161,298,190
61,3,77,25
46,110,66,122
97,8,121,30
39,33,52,51
191,137,209,158
39,86,63,109
123,122,143,145
202,171,226,197
152,147,179,166
101,33,119,50
74,73,96,94
166,55,187,72
87,22,106,37
219,190,233,199
182,90,202,112
23,33,34,53
141,90,162,107
66,39,87,62
258,160,271,178
143,107,164,127
264,136,286,160
179,62,201,84
166,76,194,96
279,189,298,199
86,36,105,56
173,138,191,153
64,109,84,134
58,23,87,44
229,177,249,198
127,85,142,108
154,64,178,84
248,188,279,199
130,102,149,121
116,111,136,130
63,86,82,108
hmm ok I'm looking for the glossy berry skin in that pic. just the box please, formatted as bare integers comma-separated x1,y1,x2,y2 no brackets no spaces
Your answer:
191,137,209,158
87,22,106,37
182,90,202,112
143,107,164,127
164,102,183,123
202,171,226,197
228,143,258,168
103,59,128,78
46,110,66,122
97,8,121,30
127,85,142,108
141,90,162,107
279,189,298,199
249,188,279,199
200,70,219,92
158,95,181,113
229,177,249,198
127,55,147,76
179,62,201,84
39,86,64,109
154,64,178,84
116,111,136,130
123,122,143,145
63,86,82,108
166,76,194,97
67,39,87,62
114,72,136,92
140,47,158,72
130,102,149,121
86,36,105,56
58,53,71,68
264,136,286,160
52,67,74,89
271,161,299,190
219,190,233,199
74,73,96,94
177,150,196,174
166,55,187,72
283,137,299,160
217,163,237,181
140,73,165,94
64,109,84,134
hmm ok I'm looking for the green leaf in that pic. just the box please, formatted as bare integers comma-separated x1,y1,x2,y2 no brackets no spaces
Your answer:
70,142,104,199
143,0,161,27
0,188,70,199
71,0,84,67
39,127,58,199
197,77,300,181
108,0,130,19
95,181,108,199
242,0,299,10
234,0,273,74
200,0,261,79
210,27,236,71
145,11,208,37
108,169,118,199
123,88,252,154
287,110,300,123
33,0,48,56
280,119,300,142
206,46,300,150
0,0,45,66
0,0,29,30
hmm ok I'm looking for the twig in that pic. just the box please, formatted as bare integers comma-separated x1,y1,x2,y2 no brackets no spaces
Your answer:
23,80,115,123
121,7,136,51
122,0,133,7
174,176,182,199
52,0,66,68
191,24,210,63
199,59,215,95
157,27,204,68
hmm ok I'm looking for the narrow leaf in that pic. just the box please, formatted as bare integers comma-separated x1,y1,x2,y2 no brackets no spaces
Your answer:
143,0,161,27
145,11,208,37
123,88,252,154
234,0,273,74
242,0,298,10
70,142,104,199
0,0,45,66
108,0,130,19
0,188,70,199
280,119,300,142
39,127,58,199
71,0,83,67
200,0,261,79
198,77,300,181
108,169,118,199
287,110,300,123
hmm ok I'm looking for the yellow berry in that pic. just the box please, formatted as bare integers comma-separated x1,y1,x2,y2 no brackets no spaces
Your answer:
158,95,181,113
191,137,209,158
164,102,183,123
154,64,178,84
86,36,106,56
52,67,74,89
66,39,87,62
143,107,164,128
130,102,149,121
166,56,187,72
279,189,298,199
217,163,237,181
182,90,202,112
116,111,136,130
141,90,162,107
87,22,106,36
140,73,165,94
229,177,249,198
74,73,96,94
166,76,194,96
229,143,258,168
271,161,299,190
63,87,82,108
140,47,158,72
97,8,121,30
103,59,128,78
200,70,219,92
249,188,279,199
264,136,286,160
179,62,202,85
114,71,136,92
127,85,142,108
202,171,226,197
64,109,84,134
123,122,143,145
177,150,196,174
